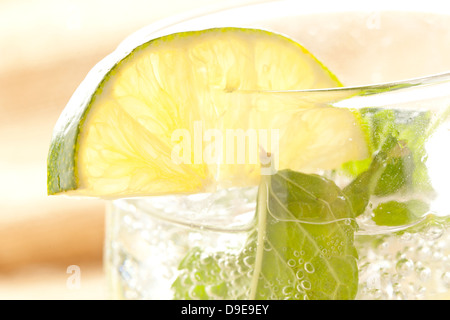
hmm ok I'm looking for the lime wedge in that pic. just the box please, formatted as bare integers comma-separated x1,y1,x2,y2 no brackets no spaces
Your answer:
48,27,367,197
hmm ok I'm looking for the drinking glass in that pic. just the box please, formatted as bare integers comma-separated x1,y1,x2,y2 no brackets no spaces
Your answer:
103,0,450,300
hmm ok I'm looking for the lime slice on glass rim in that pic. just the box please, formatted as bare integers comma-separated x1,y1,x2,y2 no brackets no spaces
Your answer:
47,27,368,198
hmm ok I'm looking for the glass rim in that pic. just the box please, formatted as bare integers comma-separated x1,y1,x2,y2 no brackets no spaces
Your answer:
236,71,450,93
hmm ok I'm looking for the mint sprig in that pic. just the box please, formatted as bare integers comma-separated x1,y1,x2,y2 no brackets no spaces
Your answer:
171,107,440,300
249,171,359,300
342,108,436,220
360,108,433,194
172,170,359,300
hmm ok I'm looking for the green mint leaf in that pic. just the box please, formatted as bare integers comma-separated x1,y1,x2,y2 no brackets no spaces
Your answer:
372,200,429,226
343,108,433,193
249,170,358,300
171,247,248,299
361,108,433,195
172,169,359,300
343,134,399,217
342,108,435,218
394,111,433,193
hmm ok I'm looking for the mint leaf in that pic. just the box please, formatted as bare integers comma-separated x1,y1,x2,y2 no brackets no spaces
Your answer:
343,134,399,217
372,200,429,226
395,111,433,193
363,109,398,152
172,247,248,299
250,170,358,300
342,107,435,218
172,169,359,300
359,108,433,195
267,170,357,222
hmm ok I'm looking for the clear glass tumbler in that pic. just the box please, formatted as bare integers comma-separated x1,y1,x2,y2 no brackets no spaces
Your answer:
104,0,450,300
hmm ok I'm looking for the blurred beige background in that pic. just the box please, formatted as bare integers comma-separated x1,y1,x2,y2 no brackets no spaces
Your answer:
0,0,266,299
